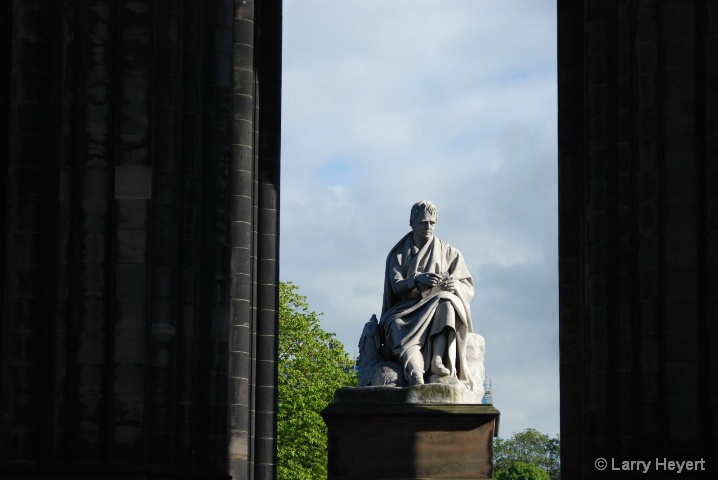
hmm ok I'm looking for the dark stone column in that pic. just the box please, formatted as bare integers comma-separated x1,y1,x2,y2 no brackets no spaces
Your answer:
559,1,718,478
0,1,281,479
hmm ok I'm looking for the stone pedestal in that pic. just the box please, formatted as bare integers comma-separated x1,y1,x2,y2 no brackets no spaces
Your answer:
321,401,500,480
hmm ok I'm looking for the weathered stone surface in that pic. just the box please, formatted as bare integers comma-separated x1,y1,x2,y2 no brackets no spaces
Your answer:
335,377,483,405
464,333,486,399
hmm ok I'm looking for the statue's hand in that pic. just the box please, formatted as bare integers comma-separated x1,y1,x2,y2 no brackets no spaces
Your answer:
415,272,442,288
441,276,457,293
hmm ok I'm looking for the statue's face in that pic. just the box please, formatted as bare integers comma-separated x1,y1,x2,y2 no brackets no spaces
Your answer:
411,209,437,243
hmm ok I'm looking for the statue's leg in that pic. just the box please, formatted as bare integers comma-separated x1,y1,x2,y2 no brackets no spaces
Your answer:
431,333,450,376
430,301,455,376
445,328,457,376
403,345,425,385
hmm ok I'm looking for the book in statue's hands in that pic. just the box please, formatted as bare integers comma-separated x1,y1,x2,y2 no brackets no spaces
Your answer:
420,271,452,298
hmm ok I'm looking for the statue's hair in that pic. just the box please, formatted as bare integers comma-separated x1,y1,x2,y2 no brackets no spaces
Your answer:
409,200,438,225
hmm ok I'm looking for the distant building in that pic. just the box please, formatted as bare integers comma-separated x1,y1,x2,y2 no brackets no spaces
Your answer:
481,377,493,404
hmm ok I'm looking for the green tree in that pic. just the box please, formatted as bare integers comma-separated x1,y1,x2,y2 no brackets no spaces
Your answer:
277,282,357,480
496,461,551,480
494,428,560,480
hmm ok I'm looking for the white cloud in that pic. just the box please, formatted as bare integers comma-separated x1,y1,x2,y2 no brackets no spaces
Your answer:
281,0,558,438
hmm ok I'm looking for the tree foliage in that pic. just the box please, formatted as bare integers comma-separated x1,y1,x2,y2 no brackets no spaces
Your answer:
277,282,357,480
494,428,560,480
496,461,551,480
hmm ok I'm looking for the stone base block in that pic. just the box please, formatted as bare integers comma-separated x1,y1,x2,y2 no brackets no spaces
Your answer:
321,403,500,480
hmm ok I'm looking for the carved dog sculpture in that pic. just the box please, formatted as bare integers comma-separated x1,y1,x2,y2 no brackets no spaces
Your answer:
357,314,406,387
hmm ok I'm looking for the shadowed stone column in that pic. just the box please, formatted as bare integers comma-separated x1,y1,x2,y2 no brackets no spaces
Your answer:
0,1,281,479
559,1,717,478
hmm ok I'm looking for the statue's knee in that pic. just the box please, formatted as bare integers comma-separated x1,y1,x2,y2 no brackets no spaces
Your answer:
437,300,455,317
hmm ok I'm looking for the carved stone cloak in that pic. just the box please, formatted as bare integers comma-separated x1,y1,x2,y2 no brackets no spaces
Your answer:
380,233,476,387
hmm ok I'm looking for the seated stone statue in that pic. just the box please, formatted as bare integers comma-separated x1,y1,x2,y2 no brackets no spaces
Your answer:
379,200,476,387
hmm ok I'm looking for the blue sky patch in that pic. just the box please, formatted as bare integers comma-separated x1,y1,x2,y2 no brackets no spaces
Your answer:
315,156,362,187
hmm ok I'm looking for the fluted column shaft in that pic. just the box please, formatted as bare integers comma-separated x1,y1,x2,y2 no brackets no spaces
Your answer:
559,1,718,478
0,1,281,479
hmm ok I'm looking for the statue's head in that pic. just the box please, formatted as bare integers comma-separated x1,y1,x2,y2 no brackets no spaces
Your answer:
409,200,438,244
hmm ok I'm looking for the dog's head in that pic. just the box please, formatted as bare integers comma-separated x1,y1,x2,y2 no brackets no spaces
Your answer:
359,314,382,352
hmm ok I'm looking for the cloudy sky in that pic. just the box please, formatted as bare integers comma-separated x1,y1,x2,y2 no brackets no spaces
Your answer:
280,0,558,438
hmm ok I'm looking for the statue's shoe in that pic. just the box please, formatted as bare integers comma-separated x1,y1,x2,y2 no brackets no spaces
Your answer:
430,357,450,376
